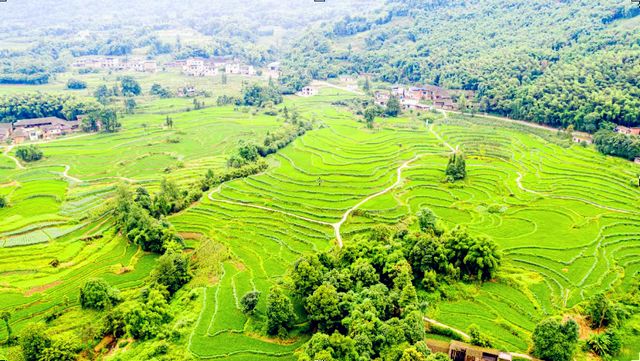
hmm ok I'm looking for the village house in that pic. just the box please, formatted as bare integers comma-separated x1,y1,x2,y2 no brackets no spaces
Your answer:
374,91,390,106
182,58,219,77
297,86,318,97
267,62,281,79
426,340,515,361
615,125,640,136
177,86,197,98
225,63,256,76
72,57,157,73
391,86,406,99
635,157,640,165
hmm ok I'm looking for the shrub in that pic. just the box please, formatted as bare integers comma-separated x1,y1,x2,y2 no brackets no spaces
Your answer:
15,145,43,162
66,78,87,90
586,330,622,357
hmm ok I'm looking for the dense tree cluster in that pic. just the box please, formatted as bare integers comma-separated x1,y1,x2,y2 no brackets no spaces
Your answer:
289,214,500,360
241,83,283,107
150,83,172,98
113,186,184,253
593,130,640,160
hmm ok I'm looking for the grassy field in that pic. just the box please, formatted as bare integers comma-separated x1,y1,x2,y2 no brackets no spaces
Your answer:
1,84,639,359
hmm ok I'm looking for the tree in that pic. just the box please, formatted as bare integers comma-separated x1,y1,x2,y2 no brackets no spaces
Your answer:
306,284,342,332
445,151,466,181
150,83,171,98
240,291,260,314
79,278,120,310
165,116,173,129
98,108,120,132
221,72,228,85
364,106,379,129
151,251,192,295
532,318,579,361
266,286,295,335
1,311,12,343
124,97,136,114
385,96,401,117
585,293,626,329
20,323,51,361
15,145,43,162
39,338,79,361
444,227,501,281
122,288,172,340
586,329,622,358
0,195,7,208
94,85,111,105
416,208,437,233
120,76,141,96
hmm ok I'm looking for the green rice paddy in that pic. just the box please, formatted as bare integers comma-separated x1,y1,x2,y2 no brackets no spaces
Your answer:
2,85,639,359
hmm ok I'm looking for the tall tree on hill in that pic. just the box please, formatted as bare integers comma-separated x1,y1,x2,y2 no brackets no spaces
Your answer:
1,311,12,344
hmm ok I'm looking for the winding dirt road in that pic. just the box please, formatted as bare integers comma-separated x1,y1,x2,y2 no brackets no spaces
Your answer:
2,145,25,170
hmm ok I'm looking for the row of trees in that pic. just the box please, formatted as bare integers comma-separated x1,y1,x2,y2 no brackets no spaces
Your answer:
593,129,640,160
0,93,99,123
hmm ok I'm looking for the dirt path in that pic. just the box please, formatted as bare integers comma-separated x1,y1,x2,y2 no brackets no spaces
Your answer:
61,164,84,183
3,145,25,170
423,316,470,340
333,155,422,247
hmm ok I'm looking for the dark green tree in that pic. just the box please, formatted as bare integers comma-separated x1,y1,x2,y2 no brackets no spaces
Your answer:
79,278,120,310
240,291,261,314
20,323,51,361
1,311,12,343
532,318,579,361
306,284,342,332
151,251,192,295
416,208,437,233
445,151,466,181
266,286,295,335
120,76,141,96
15,145,43,162
385,96,401,117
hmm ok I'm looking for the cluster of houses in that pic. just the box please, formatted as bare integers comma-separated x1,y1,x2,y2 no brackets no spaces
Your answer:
0,117,82,144
72,57,158,73
166,57,258,78
375,85,473,111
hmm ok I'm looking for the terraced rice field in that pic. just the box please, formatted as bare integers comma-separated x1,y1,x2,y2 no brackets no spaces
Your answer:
2,87,640,358
171,100,640,356
0,106,281,339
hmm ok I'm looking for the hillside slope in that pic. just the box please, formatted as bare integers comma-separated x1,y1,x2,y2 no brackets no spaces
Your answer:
283,0,640,132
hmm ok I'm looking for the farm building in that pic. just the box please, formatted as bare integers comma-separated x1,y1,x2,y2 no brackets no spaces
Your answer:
0,123,11,142
72,56,158,73
426,340,515,361
573,135,592,144
615,126,640,135
182,58,219,77
8,117,80,143
374,91,390,106
225,63,256,76
298,86,318,97
267,62,281,78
